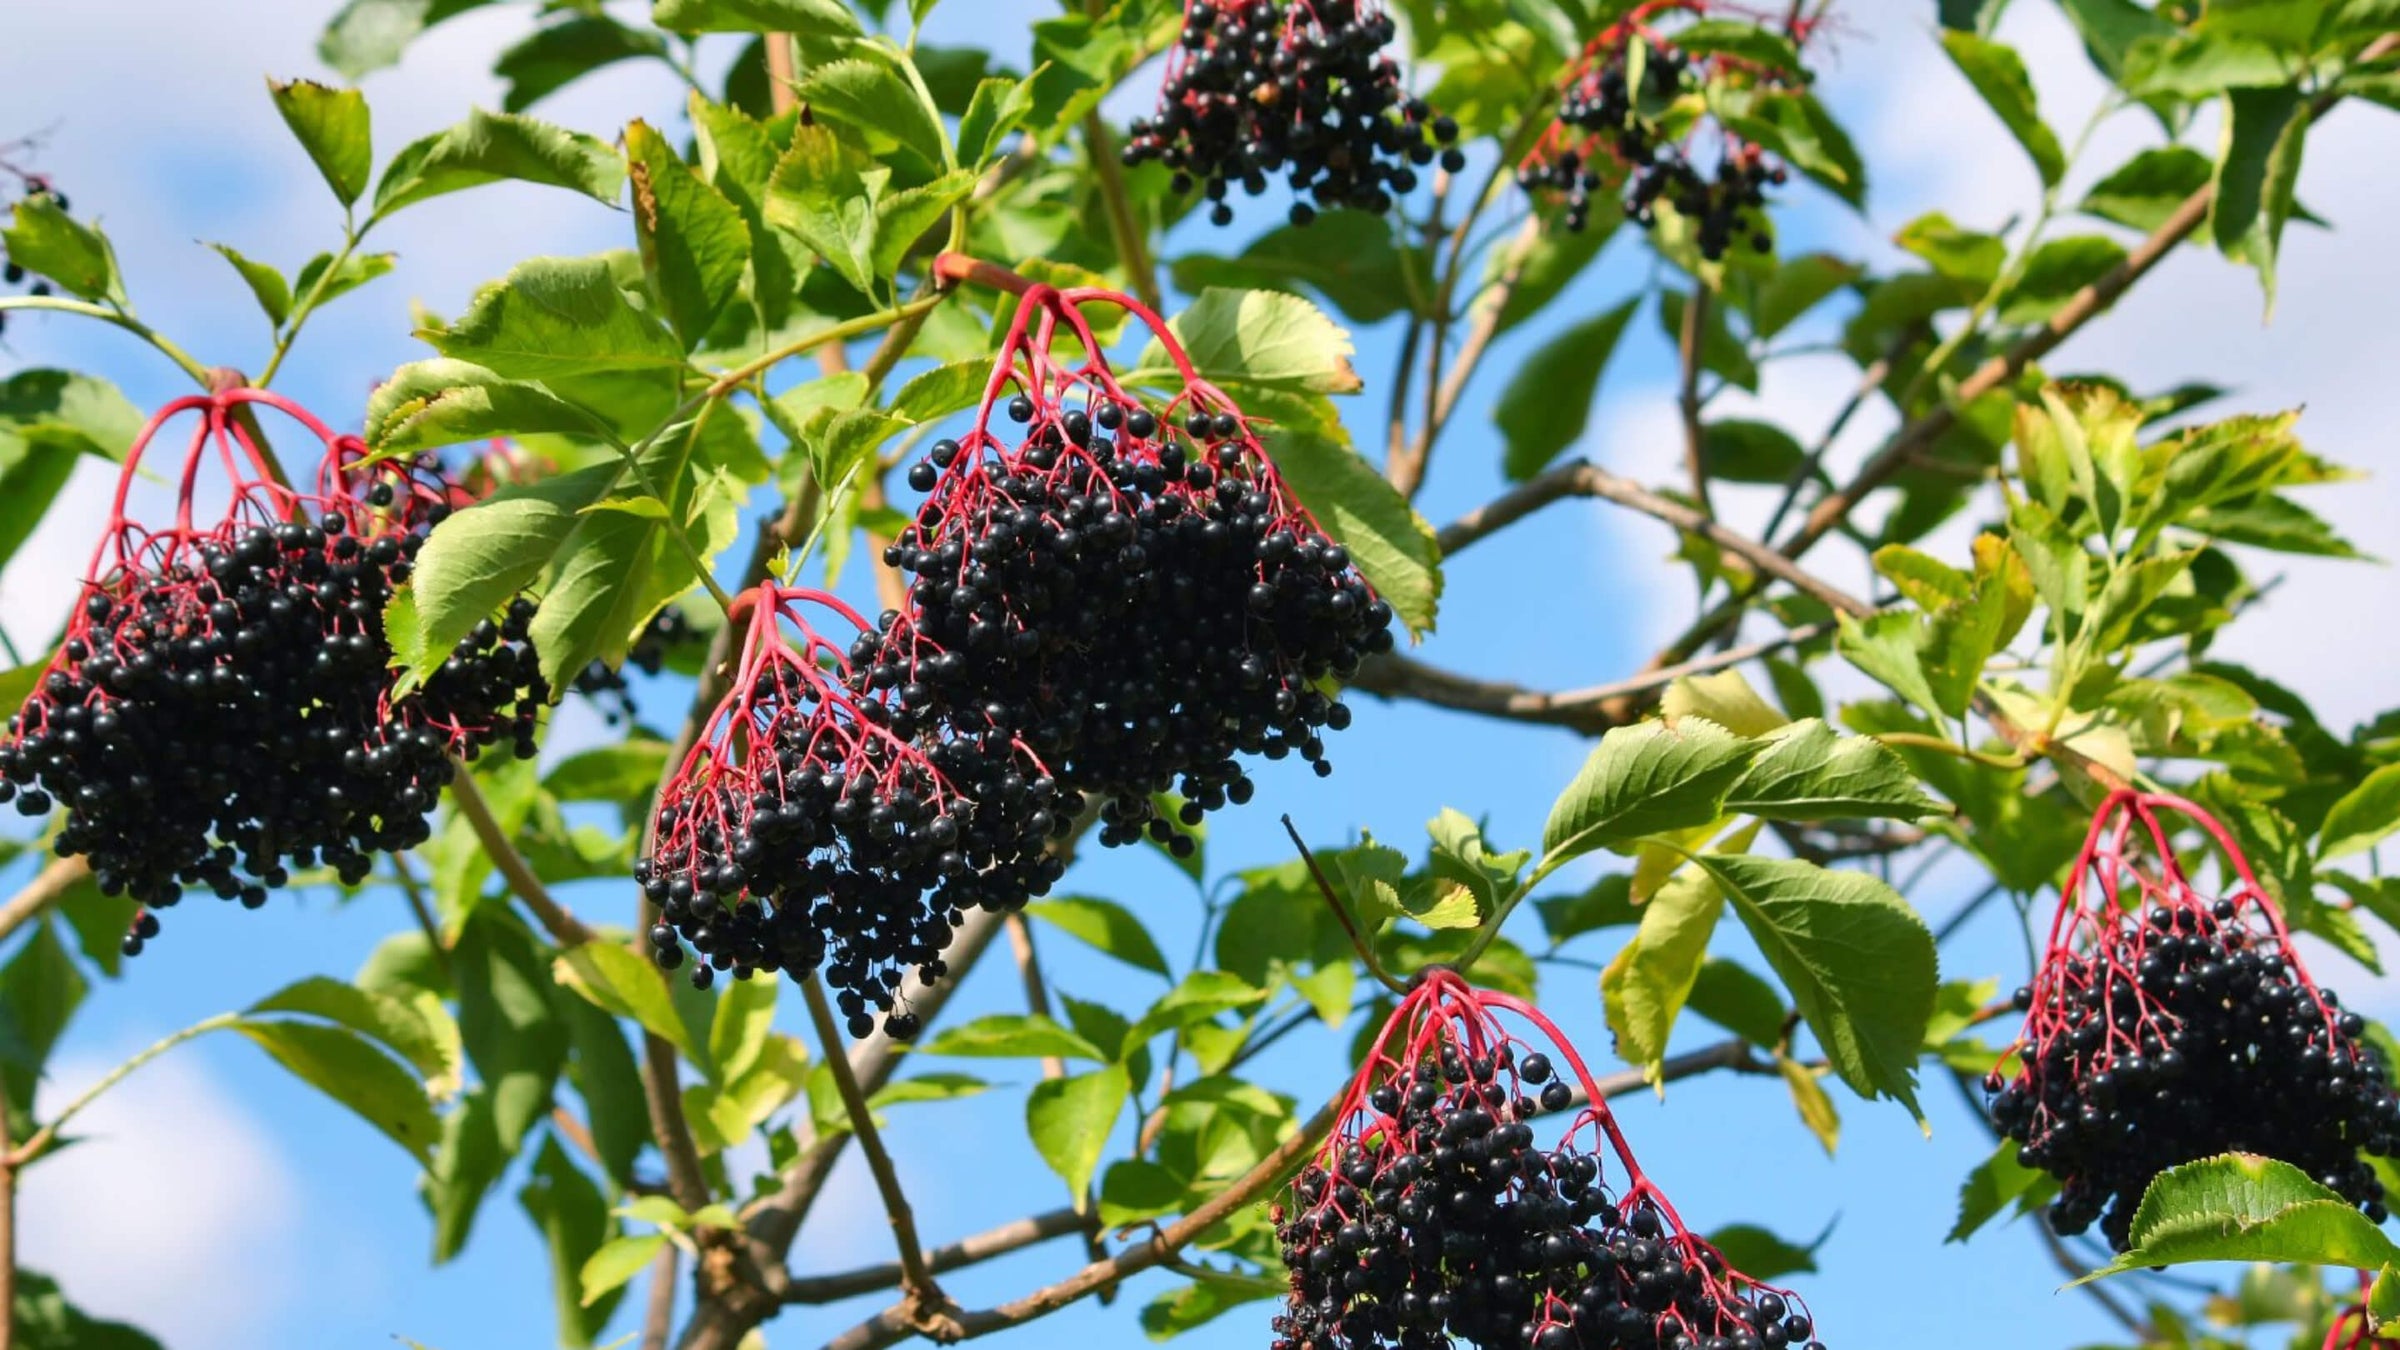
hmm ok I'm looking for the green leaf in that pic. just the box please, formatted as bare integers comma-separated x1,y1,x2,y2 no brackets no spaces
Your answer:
207,243,294,329
521,1137,622,1346
236,1019,439,1163
556,994,648,1189
249,976,450,1079
294,248,398,312
1707,1223,1821,1281
1541,718,1763,869
1951,1138,2057,1241
1724,92,1865,209
1427,809,1534,919
653,0,863,36
1674,18,1801,69
707,974,778,1085
363,359,595,456
579,1232,666,1307
1134,289,1363,395
2122,31,2294,98
872,169,979,280
318,0,500,79
868,1072,991,1111
1746,253,1863,339
545,739,671,804
0,920,86,1117
1261,409,1442,638
1026,897,1171,977
1,195,120,303
453,915,568,1151
922,1013,1107,1062
424,255,682,380
1695,419,1805,484
626,120,752,351
1686,959,1788,1045
554,941,706,1067
1777,1054,1841,1154
1998,235,2128,324
373,109,625,218
1027,1064,1130,1199
1724,719,1945,822
387,464,615,686
794,57,948,176
1495,297,1638,481
1139,1270,1285,1338
1134,971,1273,1044
1688,853,1937,1112
1171,210,1419,326
2212,86,2310,312
890,358,993,423
9,1269,167,1350
765,124,879,295
1662,669,1788,738
1602,863,1727,1081
496,16,669,113
1896,212,2006,288
2081,146,2212,232
269,78,373,207
1939,32,2065,187
2083,1154,2400,1281
0,370,139,572
425,1087,508,1262
2057,0,2179,77
2320,762,2400,861
958,75,1037,168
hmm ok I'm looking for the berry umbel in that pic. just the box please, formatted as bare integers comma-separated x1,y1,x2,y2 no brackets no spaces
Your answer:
1123,0,1461,228
1276,968,1824,1350
1518,1,1814,257
1987,790,2400,1250
885,272,1393,855
0,390,544,953
637,584,1070,1035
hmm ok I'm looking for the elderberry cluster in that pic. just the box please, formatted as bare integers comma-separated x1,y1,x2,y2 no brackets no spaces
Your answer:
884,397,1393,854
1989,901,2400,1251
1520,44,1786,258
0,488,544,948
638,605,1078,1034
1276,1046,1823,1350
1123,0,1462,228
572,604,702,725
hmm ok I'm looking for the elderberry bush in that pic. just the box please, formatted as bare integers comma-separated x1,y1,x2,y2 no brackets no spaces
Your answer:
1279,971,1822,1350
0,394,544,952
1988,792,2400,1250
638,587,1073,1036
885,382,1392,855
572,603,703,725
1123,0,1461,228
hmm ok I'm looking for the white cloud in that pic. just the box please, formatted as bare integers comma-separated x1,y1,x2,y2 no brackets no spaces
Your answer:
19,1048,302,1350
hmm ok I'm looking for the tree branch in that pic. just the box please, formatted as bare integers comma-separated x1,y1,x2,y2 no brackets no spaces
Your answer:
1351,622,1831,733
0,855,91,948
1393,215,1545,499
447,761,596,947
1,1076,15,1350
1678,287,1712,517
644,1238,681,1350
797,975,951,1327
782,1206,1092,1305
817,1037,1771,1350
1004,914,1066,1082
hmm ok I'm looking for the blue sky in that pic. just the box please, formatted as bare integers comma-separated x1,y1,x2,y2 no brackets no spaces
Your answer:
5,2,2400,1349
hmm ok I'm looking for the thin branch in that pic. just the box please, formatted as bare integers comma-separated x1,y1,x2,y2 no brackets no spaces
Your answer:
781,1207,1092,1305
389,852,451,978
9,1012,242,1166
1677,287,1713,517
1394,215,1546,499
1,1075,15,1350
1084,116,1161,314
1350,622,1832,734
644,1239,682,1350
797,976,952,1327
446,759,596,948
0,855,91,947
817,1036,1771,1350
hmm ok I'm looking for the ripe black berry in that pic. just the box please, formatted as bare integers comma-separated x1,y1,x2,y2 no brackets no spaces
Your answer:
880,282,1391,852
1988,791,2400,1250
1123,0,1453,225
1276,969,1824,1350
0,391,545,952
636,585,1071,1036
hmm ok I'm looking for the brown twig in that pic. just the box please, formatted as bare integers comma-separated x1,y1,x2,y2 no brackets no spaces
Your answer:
1,1088,14,1350
1393,216,1546,500
643,1239,682,1350
797,975,953,1330
781,1206,1093,1305
1084,115,1161,313
446,760,596,948
0,854,90,948
1003,915,1066,1083
1677,287,1713,517
1351,622,1833,733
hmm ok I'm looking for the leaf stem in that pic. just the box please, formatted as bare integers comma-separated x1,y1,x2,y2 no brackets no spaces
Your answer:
1874,731,2027,770
0,294,212,388
257,213,370,388
705,296,947,399
445,757,596,948
8,1012,242,1166
1280,815,1408,997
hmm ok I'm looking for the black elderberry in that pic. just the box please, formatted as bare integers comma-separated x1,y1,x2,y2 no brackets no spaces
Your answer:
1990,791,2400,1251
1124,0,1448,225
